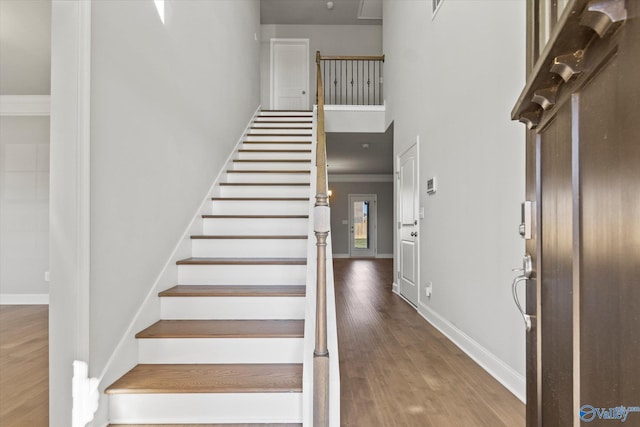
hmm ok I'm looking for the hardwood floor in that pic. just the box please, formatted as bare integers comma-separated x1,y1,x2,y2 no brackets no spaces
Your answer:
0,305,48,427
0,260,524,427
335,259,525,427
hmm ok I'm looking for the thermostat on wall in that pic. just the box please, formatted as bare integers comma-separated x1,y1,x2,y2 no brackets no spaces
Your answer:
426,177,437,194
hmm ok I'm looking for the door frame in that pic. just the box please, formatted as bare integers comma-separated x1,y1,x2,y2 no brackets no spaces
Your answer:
348,194,377,258
396,140,420,306
269,38,309,110
515,1,640,425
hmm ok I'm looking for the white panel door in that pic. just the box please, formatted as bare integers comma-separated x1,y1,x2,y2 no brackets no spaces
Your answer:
398,144,418,306
271,39,309,110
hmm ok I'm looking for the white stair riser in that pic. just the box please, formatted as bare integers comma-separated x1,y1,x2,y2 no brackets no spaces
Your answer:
248,128,312,135
237,151,312,160
218,185,310,198
178,264,307,286
241,142,312,150
259,111,312,117
161,296,305,320
255,117,312,123
251,122,312,128
109,393,302,424
192,239,307,258
226,172,310,183
232,161,311,171
210,200,309,215
202,217,308,235
245,135,312,142
138,338,303,364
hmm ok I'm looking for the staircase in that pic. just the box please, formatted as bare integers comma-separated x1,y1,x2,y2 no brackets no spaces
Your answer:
106,110,315,426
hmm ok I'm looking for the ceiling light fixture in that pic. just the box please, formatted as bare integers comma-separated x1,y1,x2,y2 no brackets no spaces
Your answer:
362,143,369,149
327,1,334,10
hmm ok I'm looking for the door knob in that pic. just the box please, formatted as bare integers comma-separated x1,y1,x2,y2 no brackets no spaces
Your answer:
302,90,306,94
512,254,533,332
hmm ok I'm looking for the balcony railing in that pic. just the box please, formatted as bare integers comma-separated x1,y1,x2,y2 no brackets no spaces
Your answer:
317,53,385,106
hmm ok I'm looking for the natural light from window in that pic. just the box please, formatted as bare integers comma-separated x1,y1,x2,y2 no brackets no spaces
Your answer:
154,0,165,24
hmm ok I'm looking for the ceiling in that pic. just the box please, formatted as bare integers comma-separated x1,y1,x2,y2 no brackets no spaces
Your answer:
261,0,382,26
326,128,393,175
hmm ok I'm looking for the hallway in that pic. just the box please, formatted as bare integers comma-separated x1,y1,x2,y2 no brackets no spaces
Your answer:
335,259,525,426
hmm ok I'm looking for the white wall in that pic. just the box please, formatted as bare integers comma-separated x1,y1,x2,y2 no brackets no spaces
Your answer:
0,116,50,301
0,0,51,95
328,179,394,256
0,0,51,304
384,0,527,399
49,1,260,425
89,0,260,380
260,24,382,109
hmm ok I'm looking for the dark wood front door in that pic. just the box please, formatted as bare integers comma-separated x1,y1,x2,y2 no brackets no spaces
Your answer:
513,1,640,426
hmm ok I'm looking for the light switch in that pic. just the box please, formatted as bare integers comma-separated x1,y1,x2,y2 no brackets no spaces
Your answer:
419,207,425,219
342,219,348,225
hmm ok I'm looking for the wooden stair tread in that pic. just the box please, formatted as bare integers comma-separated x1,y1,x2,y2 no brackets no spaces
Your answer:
211,197,309,201
251,127,312,130
226,170,310,173
136,320,304,339
242,141,312,144
177,257,306,265
105,364,302,394
248,133,312,137
159,285,306,298
191,235,307,239
254,120,312,124
109,424,302,427
260,109,313,112
238,149,311,152
219,182,310,186
232,159,311,163
202,214,308,219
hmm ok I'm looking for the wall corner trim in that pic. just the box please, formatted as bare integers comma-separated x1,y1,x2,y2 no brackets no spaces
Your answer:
0,95,51,116
0,293,50,305
417,302,526,403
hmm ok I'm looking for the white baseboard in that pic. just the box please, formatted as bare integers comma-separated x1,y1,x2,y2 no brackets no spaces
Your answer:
0,293,49,305
332,253,349,258
376,253,393,259
417,302,526,403
392,282,399,294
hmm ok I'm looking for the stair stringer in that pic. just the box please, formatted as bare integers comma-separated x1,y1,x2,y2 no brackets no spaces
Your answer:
88,105,262,427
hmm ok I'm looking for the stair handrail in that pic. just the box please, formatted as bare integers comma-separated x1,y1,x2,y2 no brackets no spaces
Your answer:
313,50,330,426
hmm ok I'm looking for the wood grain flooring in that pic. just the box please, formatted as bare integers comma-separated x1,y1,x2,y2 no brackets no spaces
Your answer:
105,364,302,394
135,319,304,339
335,259,525,427
0,305,48,427
159,285,306,297
109,424,301,427
0,261,525,426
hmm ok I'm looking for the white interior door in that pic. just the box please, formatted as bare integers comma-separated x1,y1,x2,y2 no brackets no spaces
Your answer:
398,144,418,306
270,39,309,110
348,194,377,258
